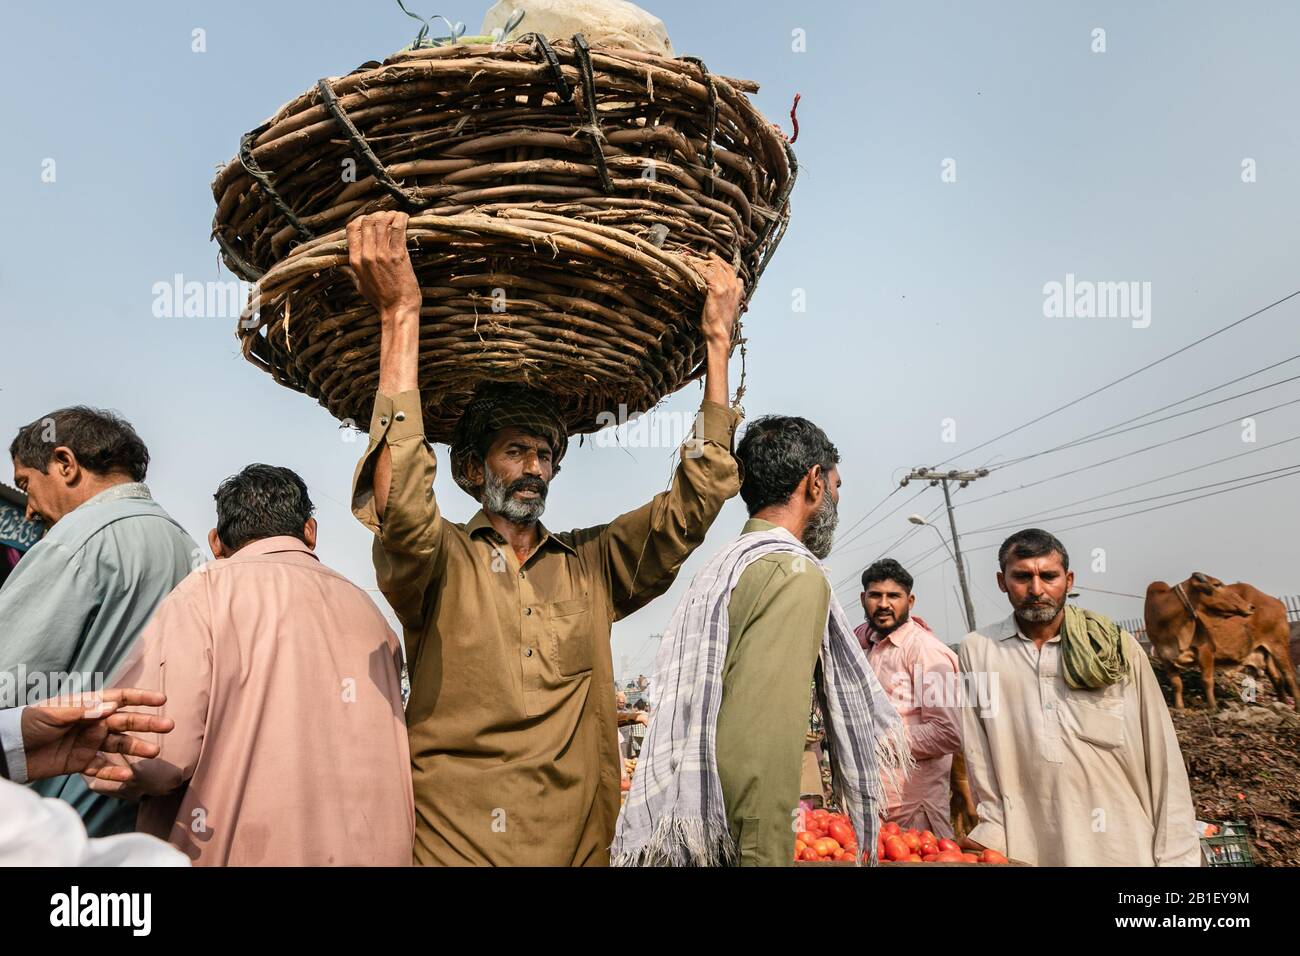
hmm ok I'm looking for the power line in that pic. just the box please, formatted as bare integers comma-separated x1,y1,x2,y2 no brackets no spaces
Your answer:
1073,585,1146,600
832,498,945,594
909,465,1300,575
828,486,929,558
959,432,1300,531
830,485,904,546
949,466,1300,553
935,287,1300,466
990,372,1300,470
961,463,1300,535
954,396,1300,508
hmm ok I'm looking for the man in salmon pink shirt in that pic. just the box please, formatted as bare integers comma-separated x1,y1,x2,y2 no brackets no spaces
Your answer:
854,558,962,839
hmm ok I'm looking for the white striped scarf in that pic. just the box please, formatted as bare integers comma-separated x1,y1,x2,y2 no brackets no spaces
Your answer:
611,528,911,866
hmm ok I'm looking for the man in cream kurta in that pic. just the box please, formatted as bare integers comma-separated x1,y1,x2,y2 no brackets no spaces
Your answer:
959,614,1200,866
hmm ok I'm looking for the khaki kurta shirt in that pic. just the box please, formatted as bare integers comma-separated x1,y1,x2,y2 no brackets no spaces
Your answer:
716,518,829,867
959,613,1201,866
352,390,740,866
112,536,413,866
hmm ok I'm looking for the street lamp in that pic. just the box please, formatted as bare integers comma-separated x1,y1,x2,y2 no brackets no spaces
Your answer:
908,514,955,561
907,514,976,632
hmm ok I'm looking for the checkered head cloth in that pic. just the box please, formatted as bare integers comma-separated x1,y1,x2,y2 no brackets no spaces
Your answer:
448,384,568,500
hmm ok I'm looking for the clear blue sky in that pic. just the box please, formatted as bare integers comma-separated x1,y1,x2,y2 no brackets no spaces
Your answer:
3,2,1298,676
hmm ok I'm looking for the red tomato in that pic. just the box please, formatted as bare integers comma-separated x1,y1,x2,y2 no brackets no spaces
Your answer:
828,821,855,846
961,853,979,863
981,849,1009,864
937,838,961,853
881,821,901,837
935,849,965,863
901,831,922,852
817,838,843,858
921,853,940,863
811,809,830,824
919,842,939,858
795,831,816,846
794,839,807,855
799,847,820,862
884,836,910,862
919,830,936,845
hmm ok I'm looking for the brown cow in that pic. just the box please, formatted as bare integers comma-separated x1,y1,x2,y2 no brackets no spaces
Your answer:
1145,573,1299,711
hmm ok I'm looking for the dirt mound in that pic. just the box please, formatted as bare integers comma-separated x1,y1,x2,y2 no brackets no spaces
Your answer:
1157,665,1300,867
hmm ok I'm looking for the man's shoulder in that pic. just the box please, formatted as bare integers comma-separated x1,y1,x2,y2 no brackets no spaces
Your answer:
959,615,1017,654
903,622,959,661
59,496,191,552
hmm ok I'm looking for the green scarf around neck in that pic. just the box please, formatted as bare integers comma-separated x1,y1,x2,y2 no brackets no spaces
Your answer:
1060,605,1131,690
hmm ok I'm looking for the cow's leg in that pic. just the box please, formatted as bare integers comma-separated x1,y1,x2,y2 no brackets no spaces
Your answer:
1198,643,1217,710
1272,652,1300,712
1168,669,1185,710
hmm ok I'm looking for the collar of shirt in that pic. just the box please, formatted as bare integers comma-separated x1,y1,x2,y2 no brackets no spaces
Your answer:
73,481,152,515
856,617,924,650
989,612,1062,644
227,535,320,562
463,509,576,556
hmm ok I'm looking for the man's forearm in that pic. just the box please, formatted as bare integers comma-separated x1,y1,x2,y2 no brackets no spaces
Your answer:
702,340,729,407
374,305,421,518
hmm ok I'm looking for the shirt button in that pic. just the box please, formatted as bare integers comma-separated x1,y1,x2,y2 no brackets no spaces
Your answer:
395,411,406,422
524,648,534,657
518,570,525,579
379,417,389,427
524,607,533,616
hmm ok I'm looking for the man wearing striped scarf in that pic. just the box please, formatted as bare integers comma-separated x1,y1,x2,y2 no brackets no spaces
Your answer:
614,416,909,866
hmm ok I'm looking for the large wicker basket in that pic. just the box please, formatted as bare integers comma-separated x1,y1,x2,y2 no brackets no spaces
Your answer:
213,35,796,440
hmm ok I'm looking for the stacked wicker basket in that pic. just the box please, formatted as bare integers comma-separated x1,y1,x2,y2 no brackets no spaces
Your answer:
213,34,796,440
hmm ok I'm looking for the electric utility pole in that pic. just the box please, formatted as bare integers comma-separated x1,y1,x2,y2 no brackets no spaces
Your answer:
900,467,988,633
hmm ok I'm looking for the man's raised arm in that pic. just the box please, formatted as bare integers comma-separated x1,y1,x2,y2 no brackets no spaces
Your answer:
347,212,445,634
602,256,743,619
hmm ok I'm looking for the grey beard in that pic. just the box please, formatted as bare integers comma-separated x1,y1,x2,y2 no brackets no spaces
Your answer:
1014,599,1062,624
483,469,547,524
801,490,839,560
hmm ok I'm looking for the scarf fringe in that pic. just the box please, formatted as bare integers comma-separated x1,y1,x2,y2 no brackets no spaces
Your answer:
611,815,738,868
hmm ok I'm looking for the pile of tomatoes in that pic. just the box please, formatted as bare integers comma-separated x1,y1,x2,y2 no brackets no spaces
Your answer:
793,812,1010,864
877,821,1009,864
793,808,860,862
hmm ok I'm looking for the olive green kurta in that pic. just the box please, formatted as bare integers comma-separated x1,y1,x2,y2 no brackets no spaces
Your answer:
352,389,740,866
715,518,830,866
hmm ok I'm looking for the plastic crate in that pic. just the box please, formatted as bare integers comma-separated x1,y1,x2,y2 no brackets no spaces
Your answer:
1200,820,1254,867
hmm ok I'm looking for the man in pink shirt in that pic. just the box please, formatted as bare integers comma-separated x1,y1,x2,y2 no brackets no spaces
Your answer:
855,558,962,839
89,464,413,866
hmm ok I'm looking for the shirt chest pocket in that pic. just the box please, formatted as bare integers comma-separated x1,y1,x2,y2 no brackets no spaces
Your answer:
1070,699,1127,750
548,597,593,678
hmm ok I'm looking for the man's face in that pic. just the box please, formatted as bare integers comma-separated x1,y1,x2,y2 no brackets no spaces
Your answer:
480,427,554,524
12,459,71,526
802,465,842,560
998,551,1073,625
861,578,915,634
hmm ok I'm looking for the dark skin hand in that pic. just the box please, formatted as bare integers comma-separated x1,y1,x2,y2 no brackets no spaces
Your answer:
21,689,175,782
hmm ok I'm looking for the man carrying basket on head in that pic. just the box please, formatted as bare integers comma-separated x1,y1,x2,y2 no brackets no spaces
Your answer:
346,210,743,866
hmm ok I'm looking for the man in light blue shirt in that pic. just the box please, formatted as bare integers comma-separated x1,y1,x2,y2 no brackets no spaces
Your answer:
1,405,196,835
